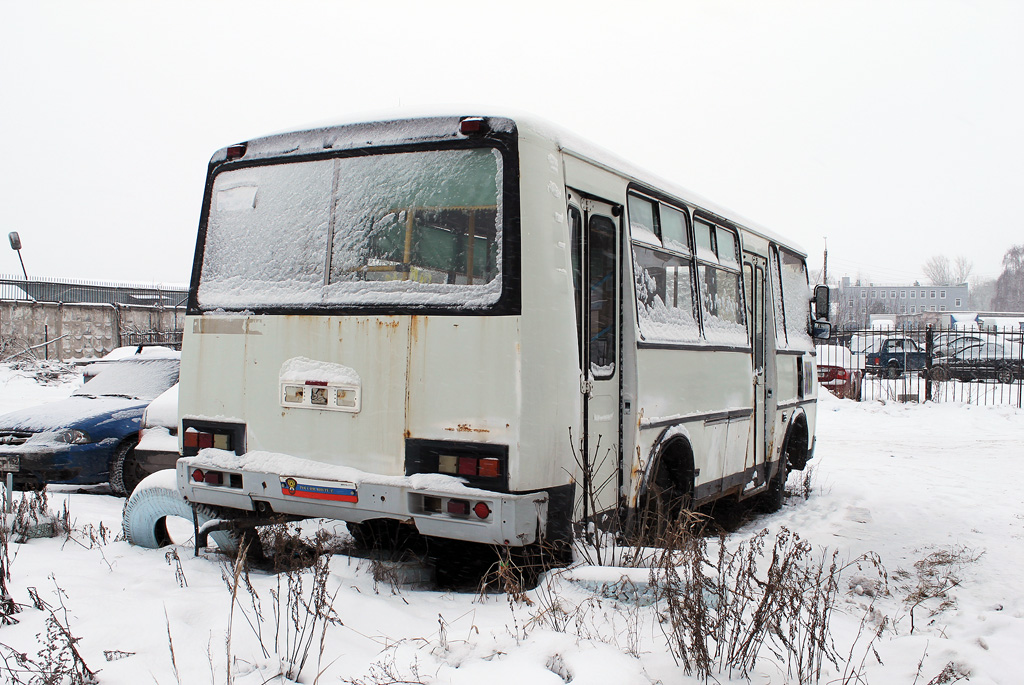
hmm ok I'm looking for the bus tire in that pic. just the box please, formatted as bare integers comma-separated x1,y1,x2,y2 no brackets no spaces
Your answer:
759,457,788,513
639,439,694,537
123,470,239,553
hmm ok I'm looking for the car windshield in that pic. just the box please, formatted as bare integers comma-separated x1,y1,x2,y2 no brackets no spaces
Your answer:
73,360,180,401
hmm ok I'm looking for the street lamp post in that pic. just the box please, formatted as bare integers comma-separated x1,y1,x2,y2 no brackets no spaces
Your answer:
8,232,28,281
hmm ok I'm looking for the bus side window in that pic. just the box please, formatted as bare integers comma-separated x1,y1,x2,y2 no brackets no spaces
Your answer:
569,206,583,369
589,215,617,378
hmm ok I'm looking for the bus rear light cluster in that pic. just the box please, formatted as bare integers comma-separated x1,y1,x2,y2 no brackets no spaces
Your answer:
422,495,491,519
191,468,243,489
183,427,232,452
438,454,502,479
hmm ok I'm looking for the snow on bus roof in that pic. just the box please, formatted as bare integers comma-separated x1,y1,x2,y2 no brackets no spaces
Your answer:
219,111,806,258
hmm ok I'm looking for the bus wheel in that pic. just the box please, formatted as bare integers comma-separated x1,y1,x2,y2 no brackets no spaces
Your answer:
759,458,789,513
639,441,694,540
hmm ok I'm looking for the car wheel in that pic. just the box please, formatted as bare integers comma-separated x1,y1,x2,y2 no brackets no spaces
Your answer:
885,362,902,379
108,438,143,497
108,440,140,493
929,366,950,382
122,470,239,552
996,365,1015,384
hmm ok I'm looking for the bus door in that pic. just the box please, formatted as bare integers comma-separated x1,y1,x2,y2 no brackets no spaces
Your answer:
571,196,621,518
744,254,771,482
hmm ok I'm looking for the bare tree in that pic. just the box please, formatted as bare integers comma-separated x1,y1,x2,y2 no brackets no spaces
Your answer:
952,256,973,284
968,276,996,310
923,255,973,286
922,255,953,285
992,245,1024,311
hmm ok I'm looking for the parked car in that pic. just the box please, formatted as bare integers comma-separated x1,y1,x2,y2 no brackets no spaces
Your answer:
864,337,928,377
128,383,180,494
816,344,863,399
931,333,983,359
79,344,179,382
0,358,179,494
930,341,1022,383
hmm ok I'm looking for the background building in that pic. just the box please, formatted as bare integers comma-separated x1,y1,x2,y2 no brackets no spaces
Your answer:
836,277,970,329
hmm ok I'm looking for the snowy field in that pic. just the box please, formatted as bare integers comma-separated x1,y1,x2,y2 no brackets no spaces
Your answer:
0,362,1021,684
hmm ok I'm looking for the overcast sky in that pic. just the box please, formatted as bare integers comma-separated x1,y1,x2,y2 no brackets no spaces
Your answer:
2,0,1021,288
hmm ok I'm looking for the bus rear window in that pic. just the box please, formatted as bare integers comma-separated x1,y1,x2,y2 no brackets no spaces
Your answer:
197,147,504,310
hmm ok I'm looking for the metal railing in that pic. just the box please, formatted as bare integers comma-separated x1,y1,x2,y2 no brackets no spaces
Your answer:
0,274,187,306
817,325,1023,408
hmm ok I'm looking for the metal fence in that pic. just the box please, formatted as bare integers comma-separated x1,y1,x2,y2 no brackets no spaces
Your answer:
0,274,187,307
121,330,184,350
817,326,1024,408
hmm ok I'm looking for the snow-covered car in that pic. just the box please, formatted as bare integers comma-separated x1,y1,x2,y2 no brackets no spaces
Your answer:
0,358,179,494
930,341,1022,383
128,383,180,494
815,344,862,399
79,344,180,382
931,333,983,359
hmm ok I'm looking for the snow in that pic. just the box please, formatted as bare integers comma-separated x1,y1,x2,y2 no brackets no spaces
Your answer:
279,357,360,387
197,146,504,311
141,383,178,429
1,365,1022,684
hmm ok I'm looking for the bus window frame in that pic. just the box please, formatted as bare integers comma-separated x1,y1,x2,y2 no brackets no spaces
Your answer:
187,136,522,317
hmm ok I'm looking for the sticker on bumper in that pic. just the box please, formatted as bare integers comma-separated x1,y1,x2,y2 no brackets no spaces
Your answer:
280,477,357,503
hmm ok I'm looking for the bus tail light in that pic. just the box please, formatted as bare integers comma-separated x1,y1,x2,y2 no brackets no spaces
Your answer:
459,117,488,135
226,143,247,159
473,502,491,519
405,440,509,492
181,420,245,457
439,454,505,480
447,499,469,516
191,468,241,488
183,427,232,452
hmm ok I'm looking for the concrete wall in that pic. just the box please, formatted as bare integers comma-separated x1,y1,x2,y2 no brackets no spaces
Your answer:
0,300,185,360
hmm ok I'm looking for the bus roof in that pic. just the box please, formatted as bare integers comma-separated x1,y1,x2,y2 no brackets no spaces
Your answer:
214,113,807,259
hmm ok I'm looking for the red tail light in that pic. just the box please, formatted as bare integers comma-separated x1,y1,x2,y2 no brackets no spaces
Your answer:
447,499,470,516
473,502,491,519
459,117,487,134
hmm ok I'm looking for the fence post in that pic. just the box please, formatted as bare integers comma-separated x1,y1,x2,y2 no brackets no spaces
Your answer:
924,325,933,403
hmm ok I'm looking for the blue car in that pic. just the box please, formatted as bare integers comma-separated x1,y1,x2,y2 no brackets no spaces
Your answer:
0,359,179,495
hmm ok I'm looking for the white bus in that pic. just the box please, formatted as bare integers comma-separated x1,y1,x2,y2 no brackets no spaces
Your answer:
174,114,829,552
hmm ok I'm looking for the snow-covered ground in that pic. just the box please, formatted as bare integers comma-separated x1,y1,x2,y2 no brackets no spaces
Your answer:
0,364,1021,684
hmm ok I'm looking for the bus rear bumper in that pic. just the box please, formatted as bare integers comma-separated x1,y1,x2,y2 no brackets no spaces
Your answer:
175,458,548,546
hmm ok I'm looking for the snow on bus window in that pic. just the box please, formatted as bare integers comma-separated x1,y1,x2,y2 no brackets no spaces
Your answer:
198,147,503,310
693,220,717,263
660,205,690,254
202,162,333,303
769,247,787,345
780,249,813,349
627,194,660,246
633,245,699,343
717,228,739,268
697,263,748,346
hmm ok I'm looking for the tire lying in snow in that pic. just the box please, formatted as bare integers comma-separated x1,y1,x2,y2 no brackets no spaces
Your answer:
123,470,239,553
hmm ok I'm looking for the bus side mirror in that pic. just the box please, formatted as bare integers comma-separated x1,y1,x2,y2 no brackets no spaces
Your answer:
813,284,830,320
812,319,832,339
